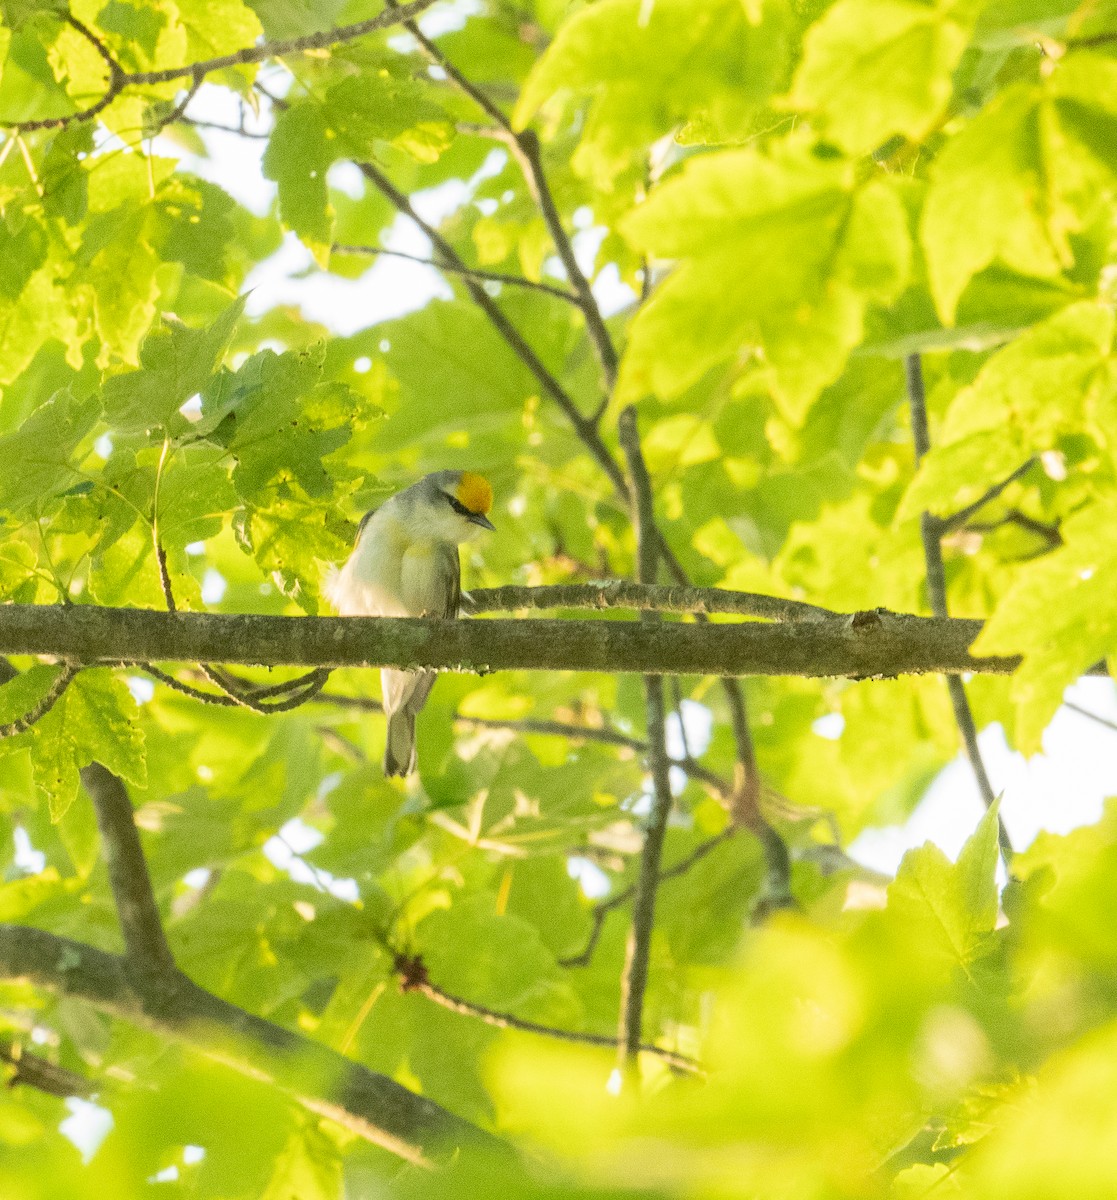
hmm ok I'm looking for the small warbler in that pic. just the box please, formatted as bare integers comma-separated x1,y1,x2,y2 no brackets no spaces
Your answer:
328,470,495,776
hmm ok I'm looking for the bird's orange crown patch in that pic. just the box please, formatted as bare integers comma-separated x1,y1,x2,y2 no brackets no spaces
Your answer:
456,472,493,515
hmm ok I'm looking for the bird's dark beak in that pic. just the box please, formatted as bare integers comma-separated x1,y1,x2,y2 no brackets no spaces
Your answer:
469,512,496,531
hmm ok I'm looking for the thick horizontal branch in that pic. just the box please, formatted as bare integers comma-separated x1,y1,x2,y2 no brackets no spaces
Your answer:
0,603,1038,679
0,925,502,1165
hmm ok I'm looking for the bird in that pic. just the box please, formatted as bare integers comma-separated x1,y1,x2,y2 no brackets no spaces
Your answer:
327,470,495,777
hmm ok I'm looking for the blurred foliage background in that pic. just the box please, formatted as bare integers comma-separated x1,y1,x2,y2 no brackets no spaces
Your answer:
1,0,1117,1195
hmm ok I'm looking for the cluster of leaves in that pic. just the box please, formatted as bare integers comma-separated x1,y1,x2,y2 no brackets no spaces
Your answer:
0,0,1116,1196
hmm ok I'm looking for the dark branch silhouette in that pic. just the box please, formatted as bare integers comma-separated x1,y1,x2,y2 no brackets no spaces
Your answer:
1,2,440,131
906,354,1013,863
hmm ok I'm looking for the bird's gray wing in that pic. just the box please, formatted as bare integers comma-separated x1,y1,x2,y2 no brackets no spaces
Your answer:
400,541,461,618
355,508,377,540
384,542,460,720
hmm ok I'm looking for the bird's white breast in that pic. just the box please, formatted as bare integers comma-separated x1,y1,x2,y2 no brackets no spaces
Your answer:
328,509,412,617
328,508,456,618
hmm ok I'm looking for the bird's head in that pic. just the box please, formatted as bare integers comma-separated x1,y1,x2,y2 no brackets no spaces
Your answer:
413,470,496,542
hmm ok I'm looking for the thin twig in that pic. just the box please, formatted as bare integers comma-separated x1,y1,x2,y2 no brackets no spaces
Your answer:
669,677,692,761
391,4,509,128
1,0,440,131
406,972,702,1076
719,676,794,913
200,663,332,707
276,833,342,897
1064,700,1117,733
195,666,329,712
129,662,239,707
155,548,176,616
315,692,383,714
560,829,736,969
906,353,1013,864
722,678,759,833
66,14,124,78
1,1040,96,1099
464,582,839,622
457,712,735,799
332,244,579,303
246,672,331,712
150,68,205,136
0,662,80,737
315,696,734,796
316,725,367,762
936,457,1036,534
177,116,270,139
456,712,643,750
515,129,619,394
154,536,329,714
616,406,675,1085
964,510,1062,549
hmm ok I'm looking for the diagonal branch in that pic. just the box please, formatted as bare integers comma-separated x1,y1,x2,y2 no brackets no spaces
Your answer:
133,661,241,707
458,711,644,750
936,457,1036,535
0,924,504,1165
66,15,124,78
906,354,1013,863
177,115,270,138
79,763,176,979
0,661,80,737
355,158,630,499
1064,700,1117,733
2,0,440,131
195,664,330,712
1,1039,96,1099
514,129,620,393
393,11,620,392
1066,31,1117,50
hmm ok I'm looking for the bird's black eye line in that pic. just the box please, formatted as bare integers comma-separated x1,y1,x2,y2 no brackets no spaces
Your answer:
443,491,473,518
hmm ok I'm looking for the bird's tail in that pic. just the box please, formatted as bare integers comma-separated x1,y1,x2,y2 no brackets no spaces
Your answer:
383,708,418,777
